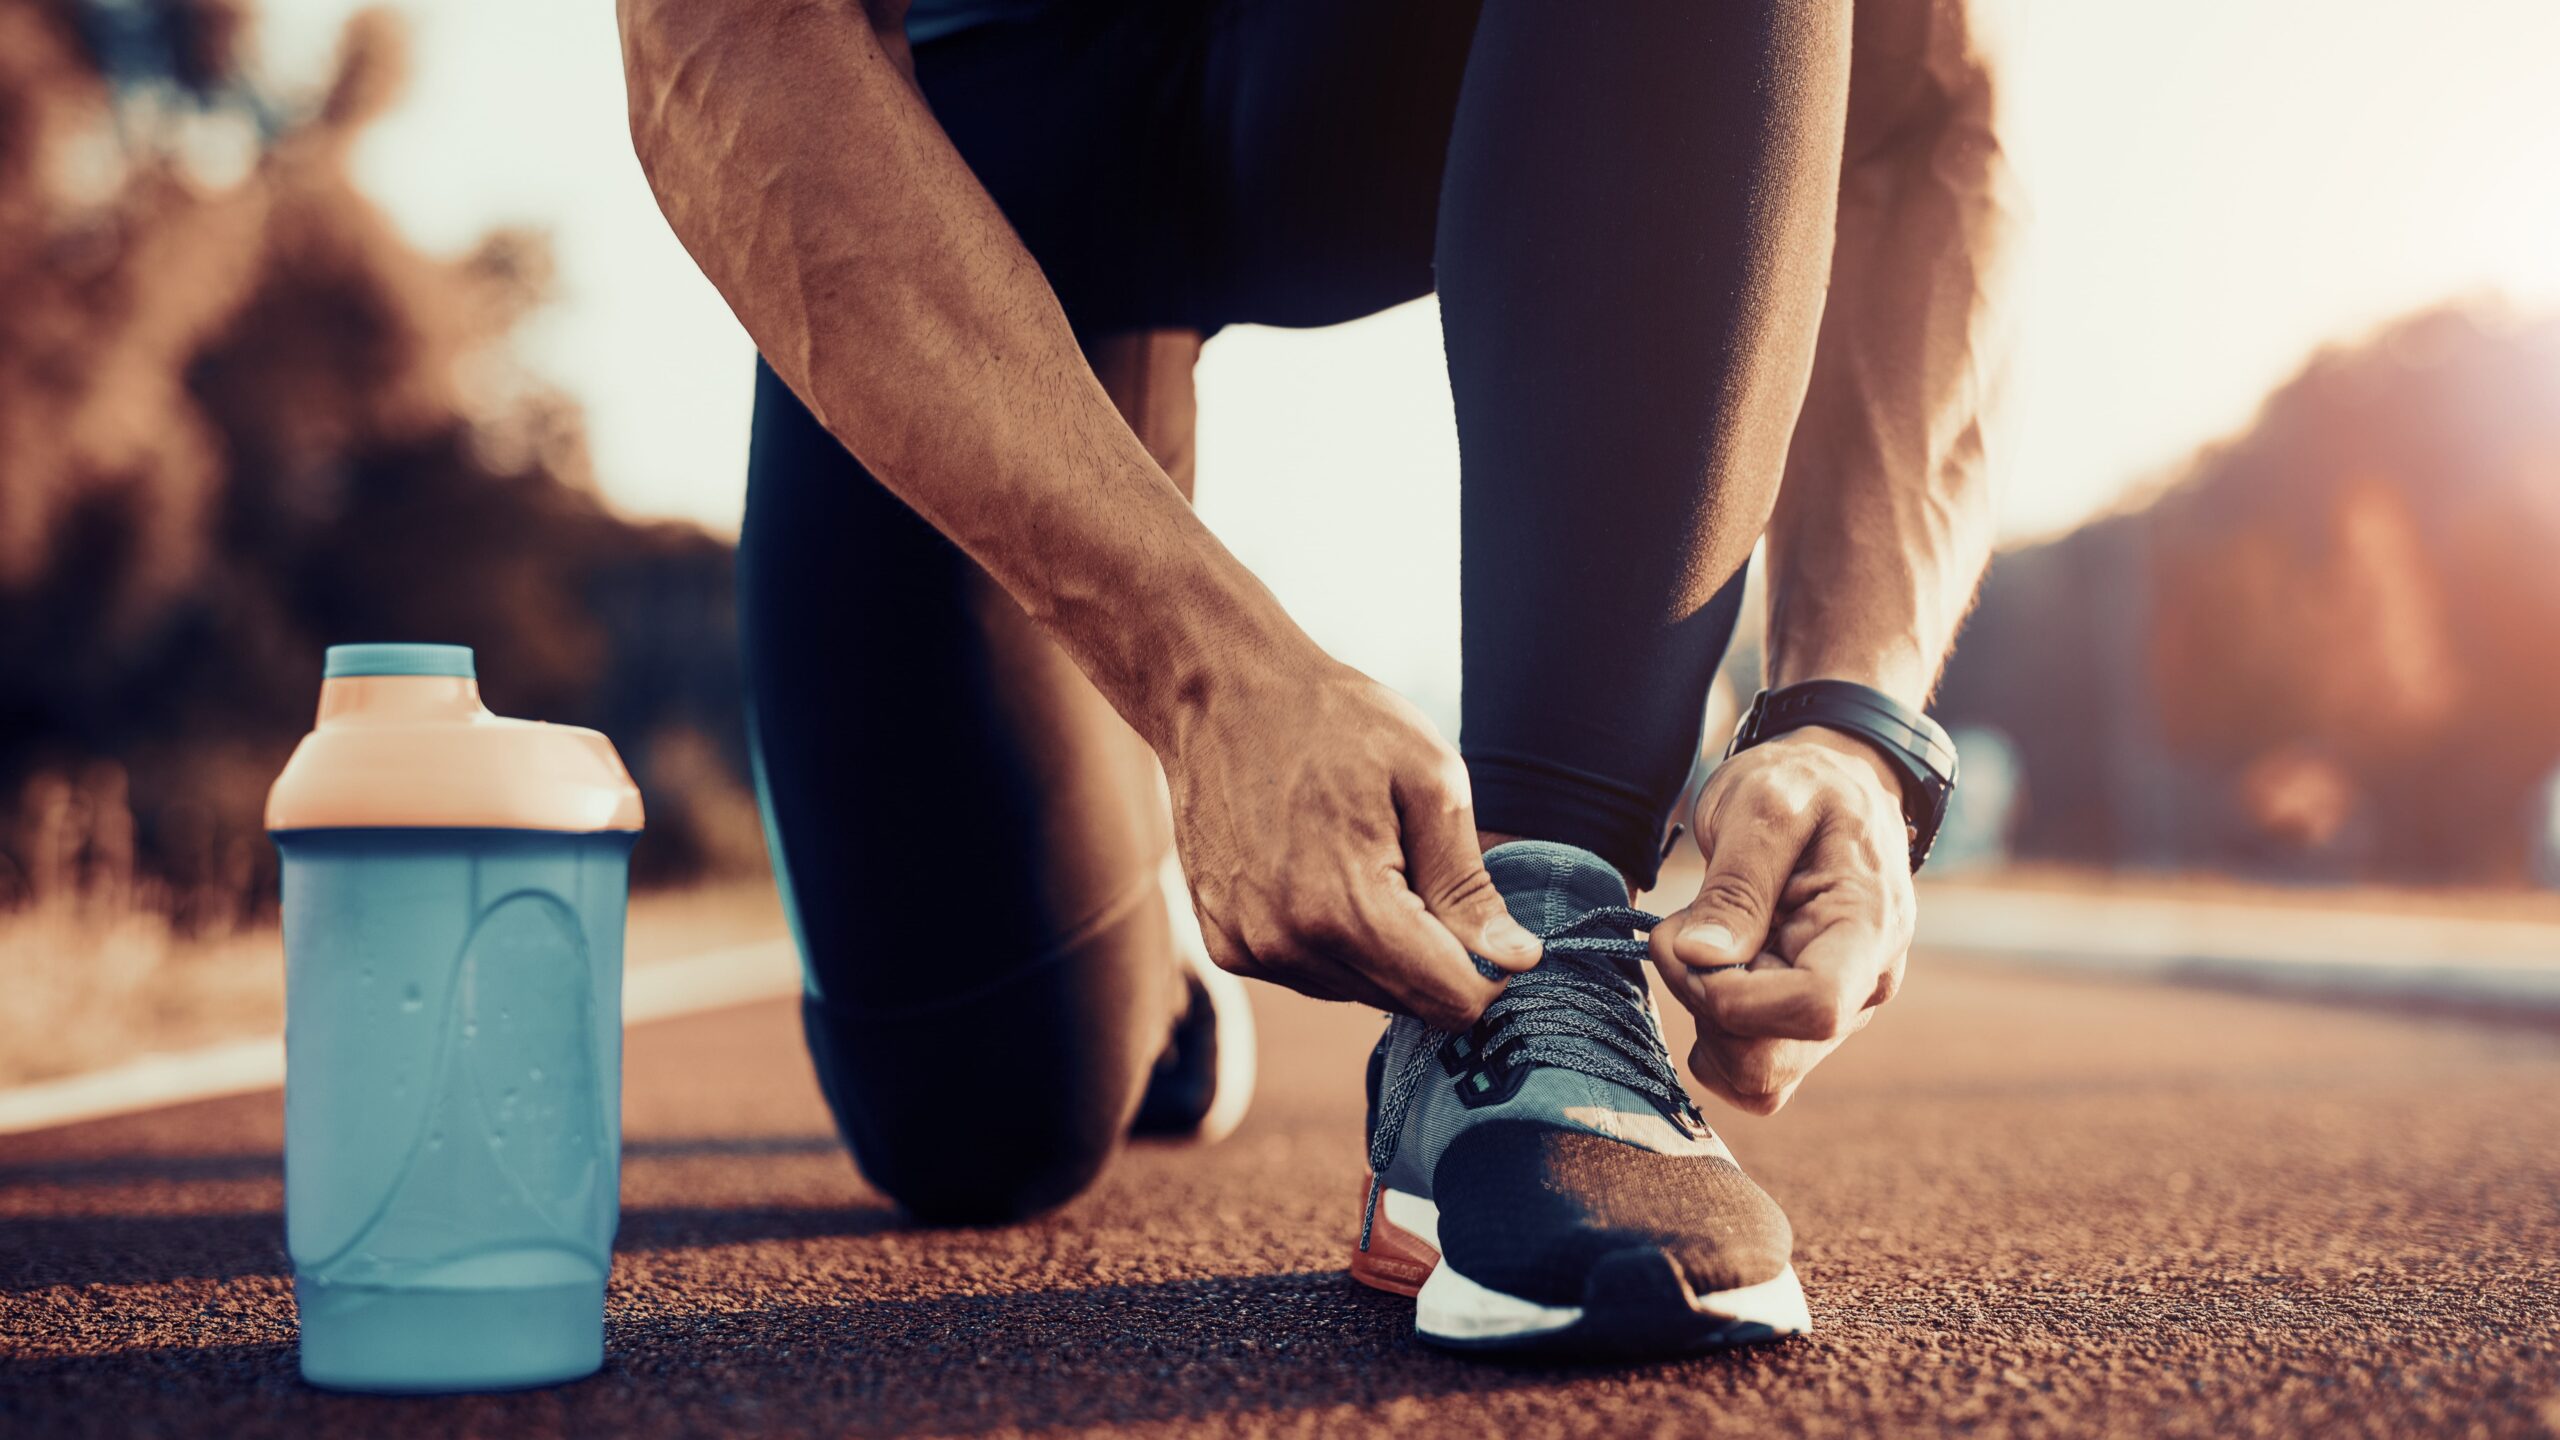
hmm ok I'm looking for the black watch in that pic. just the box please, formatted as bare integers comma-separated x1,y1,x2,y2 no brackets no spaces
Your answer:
1725,680,1960,872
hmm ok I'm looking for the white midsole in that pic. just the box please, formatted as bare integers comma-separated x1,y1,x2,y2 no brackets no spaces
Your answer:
1388,1188,1814,1342
1417,1254,1589,1340
1382,1185,1444,1251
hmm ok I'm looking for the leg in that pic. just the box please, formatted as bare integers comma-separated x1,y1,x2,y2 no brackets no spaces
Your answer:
1178,3,1841,1358
1194,0,1841,891
1444,1,1851,889
1195,0,1482,329
738,4,1227,1224
742,334,1197,1224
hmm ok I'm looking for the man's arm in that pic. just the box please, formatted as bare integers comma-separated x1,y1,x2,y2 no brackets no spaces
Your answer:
618,0,1259,726
1764,0,2016,706
1652,0,2022,1112
616,0,1544,1027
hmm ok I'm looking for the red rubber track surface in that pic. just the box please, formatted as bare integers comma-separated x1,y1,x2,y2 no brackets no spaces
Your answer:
6,959,2559,1437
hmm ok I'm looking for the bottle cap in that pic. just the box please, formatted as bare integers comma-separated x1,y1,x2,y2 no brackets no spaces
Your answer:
320,643,477,680
266,644,645,834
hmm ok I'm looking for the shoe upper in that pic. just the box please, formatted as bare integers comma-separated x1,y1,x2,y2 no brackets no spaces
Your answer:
1364,840,1793,1303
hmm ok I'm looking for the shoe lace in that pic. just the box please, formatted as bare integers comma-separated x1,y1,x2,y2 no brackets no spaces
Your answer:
1367,905,1696,1176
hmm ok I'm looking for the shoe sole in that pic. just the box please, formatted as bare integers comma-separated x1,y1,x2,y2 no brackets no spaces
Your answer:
1351,1179,1811,1357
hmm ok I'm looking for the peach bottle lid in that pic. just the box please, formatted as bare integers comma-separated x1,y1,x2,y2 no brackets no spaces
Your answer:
266,645,645,834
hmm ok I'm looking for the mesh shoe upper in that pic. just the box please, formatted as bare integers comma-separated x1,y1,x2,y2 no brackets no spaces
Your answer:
1363,840,1793,1298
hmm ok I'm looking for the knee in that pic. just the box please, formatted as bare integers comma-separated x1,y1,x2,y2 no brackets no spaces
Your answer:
847,1106,1118,1227
799,988,1136,1226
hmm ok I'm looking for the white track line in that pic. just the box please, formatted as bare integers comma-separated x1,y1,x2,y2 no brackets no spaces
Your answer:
0,939,802,1137
1918,886,2560,1015
622,938,801,1024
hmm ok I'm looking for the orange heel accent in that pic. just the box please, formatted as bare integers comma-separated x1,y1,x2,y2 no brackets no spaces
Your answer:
1349,1174,1439,1298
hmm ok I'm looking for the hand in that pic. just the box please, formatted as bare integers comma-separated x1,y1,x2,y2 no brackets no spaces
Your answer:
1646,727,1915,1114
1162,655,1545,1030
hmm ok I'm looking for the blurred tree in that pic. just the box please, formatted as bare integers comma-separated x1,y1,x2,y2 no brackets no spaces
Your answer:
0,0,754,931
1939,304,2560,883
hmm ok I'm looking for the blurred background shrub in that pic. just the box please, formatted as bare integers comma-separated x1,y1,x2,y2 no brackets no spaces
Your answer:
0,0,758,943
1938,306,2560,883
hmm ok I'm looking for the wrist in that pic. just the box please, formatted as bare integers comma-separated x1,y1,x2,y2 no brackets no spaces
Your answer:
1108,550,1328,758
1764,644,1931,712
1759,724,1903,804
1726,679,1960,871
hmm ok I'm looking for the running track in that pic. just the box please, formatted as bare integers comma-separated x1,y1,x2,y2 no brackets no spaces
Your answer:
6,955,2559,1436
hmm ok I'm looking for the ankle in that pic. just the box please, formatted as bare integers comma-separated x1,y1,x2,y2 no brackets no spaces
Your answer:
1476,830,1646,901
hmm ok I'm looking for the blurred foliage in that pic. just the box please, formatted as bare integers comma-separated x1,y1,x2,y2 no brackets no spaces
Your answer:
1939,305,2560,883
0,0,757,935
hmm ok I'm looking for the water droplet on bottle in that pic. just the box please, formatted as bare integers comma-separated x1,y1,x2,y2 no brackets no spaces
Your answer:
498,1009,512,1024
488,1129,507,1149
360,967,374,985
527,1066,544,1083
399,984,423,1013
463,1021,479,1040
428,1130,445,1149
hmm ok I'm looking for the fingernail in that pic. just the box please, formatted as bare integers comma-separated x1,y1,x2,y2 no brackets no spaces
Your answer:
1480,922,1540,961
1685,922,1738,957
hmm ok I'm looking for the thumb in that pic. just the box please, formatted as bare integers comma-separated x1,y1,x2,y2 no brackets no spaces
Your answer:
1397,766,1543,974
1661,824,1793,972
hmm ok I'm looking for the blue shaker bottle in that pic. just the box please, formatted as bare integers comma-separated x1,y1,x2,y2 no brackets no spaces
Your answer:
266,644,644,1392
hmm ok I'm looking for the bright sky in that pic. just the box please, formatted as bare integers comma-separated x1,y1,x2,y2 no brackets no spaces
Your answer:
254,0,2560,714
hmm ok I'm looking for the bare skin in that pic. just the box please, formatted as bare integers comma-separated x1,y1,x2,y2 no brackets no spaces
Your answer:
618,0,2015,1086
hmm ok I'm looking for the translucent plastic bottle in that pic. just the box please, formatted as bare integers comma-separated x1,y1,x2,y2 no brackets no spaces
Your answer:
266,644,643,1392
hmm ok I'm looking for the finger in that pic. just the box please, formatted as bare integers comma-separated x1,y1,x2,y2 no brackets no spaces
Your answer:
1196,906,1363,1007
1691,958,1862,1043
1653,803,1802,973
1225,912,1410,1011
1394,761,1542,974
1349,883,1508,1031
1290,947,1407,1014
1685,1034,1806,1116
1693,917,1894,1041
1660,944,1781,1014
1193,908,1261,981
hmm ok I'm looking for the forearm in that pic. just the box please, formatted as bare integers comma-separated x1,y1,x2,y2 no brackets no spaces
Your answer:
616,0,1310,747
1764,12,2020,709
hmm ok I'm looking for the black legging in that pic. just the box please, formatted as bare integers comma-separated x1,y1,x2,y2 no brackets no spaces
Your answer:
743,0,1845,1220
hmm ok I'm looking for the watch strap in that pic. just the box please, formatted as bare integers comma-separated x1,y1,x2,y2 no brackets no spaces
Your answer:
1726,680,1959,871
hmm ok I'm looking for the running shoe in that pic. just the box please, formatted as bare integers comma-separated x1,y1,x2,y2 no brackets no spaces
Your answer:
1131,854,1257,1144
1351,840,1809,1356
